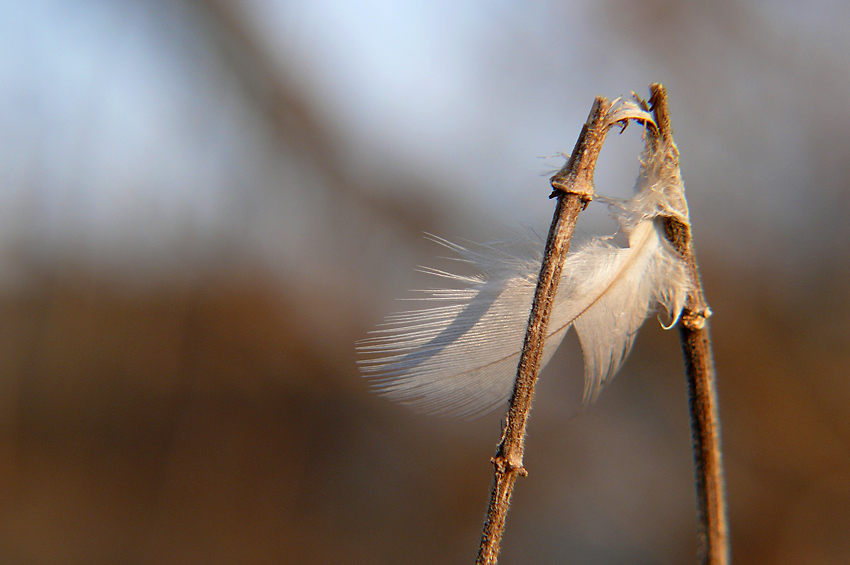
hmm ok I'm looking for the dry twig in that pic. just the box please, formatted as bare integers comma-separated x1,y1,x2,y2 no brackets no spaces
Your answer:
648,83,729,565
476,85,728,564
477,96,614,564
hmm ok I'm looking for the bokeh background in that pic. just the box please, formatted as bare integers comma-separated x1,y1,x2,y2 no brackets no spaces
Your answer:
2,1,849,563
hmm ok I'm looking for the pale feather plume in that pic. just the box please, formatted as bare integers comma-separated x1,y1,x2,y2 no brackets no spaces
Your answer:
357,111,692,418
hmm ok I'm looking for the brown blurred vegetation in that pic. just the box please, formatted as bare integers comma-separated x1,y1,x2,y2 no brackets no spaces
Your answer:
2,1,849,563
3,245,848,563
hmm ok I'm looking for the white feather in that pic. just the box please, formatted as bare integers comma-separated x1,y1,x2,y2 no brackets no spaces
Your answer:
358,144,691,418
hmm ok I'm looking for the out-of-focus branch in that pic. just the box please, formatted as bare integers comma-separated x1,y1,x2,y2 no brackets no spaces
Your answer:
195,0,447,236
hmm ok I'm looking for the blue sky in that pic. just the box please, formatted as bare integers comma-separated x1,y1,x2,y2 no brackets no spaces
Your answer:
2,0,849,284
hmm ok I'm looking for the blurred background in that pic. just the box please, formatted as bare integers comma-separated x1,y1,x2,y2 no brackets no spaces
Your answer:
2,0,849,563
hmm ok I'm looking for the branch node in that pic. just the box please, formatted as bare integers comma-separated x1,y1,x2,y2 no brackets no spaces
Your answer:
548,190,594,207
682,307,713,330
490,456,528,477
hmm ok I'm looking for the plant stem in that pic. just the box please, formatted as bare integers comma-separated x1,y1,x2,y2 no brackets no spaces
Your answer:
476,96,612,565
649,83,729,565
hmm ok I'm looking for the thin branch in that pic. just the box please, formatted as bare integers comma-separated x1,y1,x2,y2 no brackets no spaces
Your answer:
476,96,614,565
648,83,729,565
